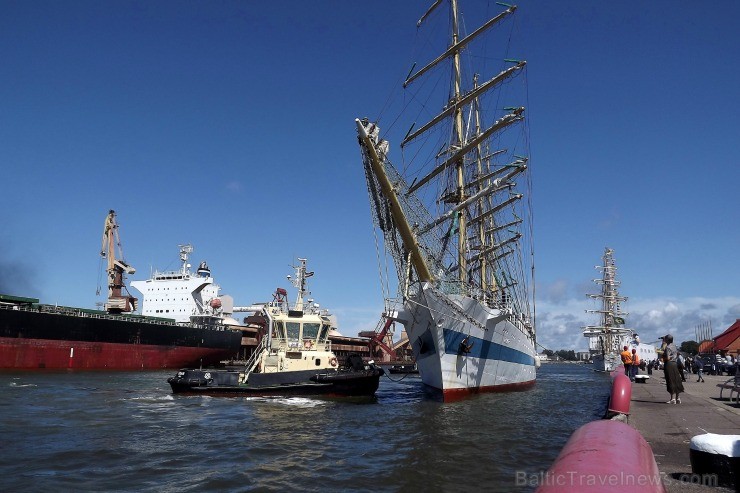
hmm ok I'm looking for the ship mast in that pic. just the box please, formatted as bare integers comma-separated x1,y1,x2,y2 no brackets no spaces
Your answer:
583,247,630,355
100,210,137,314
451,0,467,285
357,1,529,308
288,258,315,312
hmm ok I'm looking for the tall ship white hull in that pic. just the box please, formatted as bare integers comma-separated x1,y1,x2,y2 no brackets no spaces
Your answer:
401,285,536,397
591,353,621,373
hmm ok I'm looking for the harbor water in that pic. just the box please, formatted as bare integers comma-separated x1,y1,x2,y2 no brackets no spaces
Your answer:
1,363,609,492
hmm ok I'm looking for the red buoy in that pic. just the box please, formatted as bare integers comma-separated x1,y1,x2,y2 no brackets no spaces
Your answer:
535,420,665,492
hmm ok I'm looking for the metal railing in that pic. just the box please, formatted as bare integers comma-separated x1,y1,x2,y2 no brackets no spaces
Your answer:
243,337,267,373
0,302,226,329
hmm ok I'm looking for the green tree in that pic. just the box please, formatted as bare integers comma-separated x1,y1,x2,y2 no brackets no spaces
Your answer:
555,349,577,361
679,340,699,355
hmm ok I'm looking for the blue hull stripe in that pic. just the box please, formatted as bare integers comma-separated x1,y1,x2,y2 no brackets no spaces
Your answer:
443,329,535,366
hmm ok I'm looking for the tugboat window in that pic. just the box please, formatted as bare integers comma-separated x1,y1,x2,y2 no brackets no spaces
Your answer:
303,323,320,340
273,321,286,339
315,358,321,366
286,322,300,340
319,324,330,341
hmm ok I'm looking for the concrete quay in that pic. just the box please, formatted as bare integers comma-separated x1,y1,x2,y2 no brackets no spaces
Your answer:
627,371,739,492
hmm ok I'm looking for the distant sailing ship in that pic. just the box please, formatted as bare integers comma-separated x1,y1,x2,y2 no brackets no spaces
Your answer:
583,247,656,372
355,1,538,400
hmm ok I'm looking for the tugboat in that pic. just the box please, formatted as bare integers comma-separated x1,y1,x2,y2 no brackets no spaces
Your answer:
167,258,385,397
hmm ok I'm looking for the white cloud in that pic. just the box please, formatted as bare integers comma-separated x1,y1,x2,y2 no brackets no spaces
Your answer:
536,295,740,351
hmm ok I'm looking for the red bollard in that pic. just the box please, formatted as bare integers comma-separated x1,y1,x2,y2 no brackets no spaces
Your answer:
608,372,632,415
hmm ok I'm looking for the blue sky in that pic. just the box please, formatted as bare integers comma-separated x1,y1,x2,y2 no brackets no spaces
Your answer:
1,1,738,351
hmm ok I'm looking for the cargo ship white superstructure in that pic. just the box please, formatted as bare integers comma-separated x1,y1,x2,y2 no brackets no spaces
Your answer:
131,244,238,326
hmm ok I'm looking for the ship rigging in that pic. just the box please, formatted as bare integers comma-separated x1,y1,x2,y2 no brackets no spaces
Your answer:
356,0,537,399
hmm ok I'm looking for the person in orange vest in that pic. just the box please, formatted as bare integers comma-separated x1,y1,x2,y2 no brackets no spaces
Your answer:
631,348,640,381
620,345,633,379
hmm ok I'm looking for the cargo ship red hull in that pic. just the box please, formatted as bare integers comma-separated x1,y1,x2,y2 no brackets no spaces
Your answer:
0,296,243,370
0,337,234,370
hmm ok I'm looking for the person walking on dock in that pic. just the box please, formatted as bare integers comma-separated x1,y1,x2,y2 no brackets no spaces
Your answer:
676,352,687,382
695,356,705,382
620,346,633,380
661,334,684,403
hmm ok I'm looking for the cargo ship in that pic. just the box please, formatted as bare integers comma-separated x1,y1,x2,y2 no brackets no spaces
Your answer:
0,211,242,370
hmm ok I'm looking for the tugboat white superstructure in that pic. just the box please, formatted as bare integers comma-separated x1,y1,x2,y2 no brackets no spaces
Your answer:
355,1,537,400
167,259,384,397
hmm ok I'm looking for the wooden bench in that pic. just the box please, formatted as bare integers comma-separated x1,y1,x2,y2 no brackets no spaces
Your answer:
717,376,740,403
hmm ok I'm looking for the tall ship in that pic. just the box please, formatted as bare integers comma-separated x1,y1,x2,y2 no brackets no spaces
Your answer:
0,210,242,370
583,247,656,372
355,1,538,400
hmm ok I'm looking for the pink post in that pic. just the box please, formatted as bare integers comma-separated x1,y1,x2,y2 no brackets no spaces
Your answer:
608,372,632,415
535,420,665,492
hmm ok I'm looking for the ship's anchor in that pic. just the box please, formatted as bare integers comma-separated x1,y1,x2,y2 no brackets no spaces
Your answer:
459,336,474,355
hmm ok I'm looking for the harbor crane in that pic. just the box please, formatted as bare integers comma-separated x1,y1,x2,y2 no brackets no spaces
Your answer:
100,209,138,313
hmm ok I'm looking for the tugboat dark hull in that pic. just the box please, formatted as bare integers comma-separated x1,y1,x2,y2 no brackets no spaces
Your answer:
167,366,384,397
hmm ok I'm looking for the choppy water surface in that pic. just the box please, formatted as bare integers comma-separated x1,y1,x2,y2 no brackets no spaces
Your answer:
0,364,609,492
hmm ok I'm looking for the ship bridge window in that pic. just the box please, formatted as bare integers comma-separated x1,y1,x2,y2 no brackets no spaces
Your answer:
303,323,320,340
319,324,330,342
272,321,286,339
286,322,300,341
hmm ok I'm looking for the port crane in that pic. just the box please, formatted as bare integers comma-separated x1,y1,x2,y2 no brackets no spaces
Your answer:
358,315,397,362
100,209,138,313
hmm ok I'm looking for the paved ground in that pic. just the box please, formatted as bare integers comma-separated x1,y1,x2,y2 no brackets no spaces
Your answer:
627,371,739,492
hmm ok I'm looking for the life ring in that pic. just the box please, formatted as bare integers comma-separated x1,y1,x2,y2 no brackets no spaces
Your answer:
330,357,338,367
304,340,312,349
